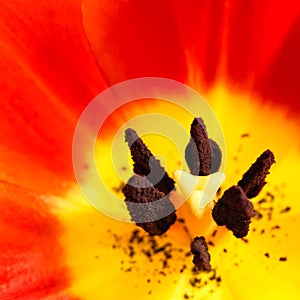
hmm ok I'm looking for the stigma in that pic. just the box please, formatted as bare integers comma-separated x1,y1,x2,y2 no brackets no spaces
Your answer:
172,170,225,218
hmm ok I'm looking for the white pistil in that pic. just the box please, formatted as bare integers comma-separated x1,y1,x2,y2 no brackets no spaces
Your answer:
173,170,225,218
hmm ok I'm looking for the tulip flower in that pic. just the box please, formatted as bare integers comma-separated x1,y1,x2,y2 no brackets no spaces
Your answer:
1,1,300,300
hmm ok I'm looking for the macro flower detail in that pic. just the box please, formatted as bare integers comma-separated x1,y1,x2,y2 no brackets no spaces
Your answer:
122,116,274,273
1,1,300,299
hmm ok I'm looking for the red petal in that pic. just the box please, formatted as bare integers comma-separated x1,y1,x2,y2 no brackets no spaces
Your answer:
82,0,188,84
254,17,300,114
0,1,108,191
83,0,300,114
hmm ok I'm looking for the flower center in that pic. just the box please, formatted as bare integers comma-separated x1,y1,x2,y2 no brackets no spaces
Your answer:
172,170,225,217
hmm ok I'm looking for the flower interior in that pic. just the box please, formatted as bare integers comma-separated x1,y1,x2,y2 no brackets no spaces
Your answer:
57,86,300,299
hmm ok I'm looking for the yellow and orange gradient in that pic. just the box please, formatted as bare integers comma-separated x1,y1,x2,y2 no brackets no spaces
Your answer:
0,1,300,300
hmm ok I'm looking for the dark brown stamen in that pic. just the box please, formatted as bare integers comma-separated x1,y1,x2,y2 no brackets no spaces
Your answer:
122,175,177,236
238,149,275,198
185,118,211,176
125,128,175,195
209,138,222,173
190,236,211,271
212,186,255,238
185,139,199,175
